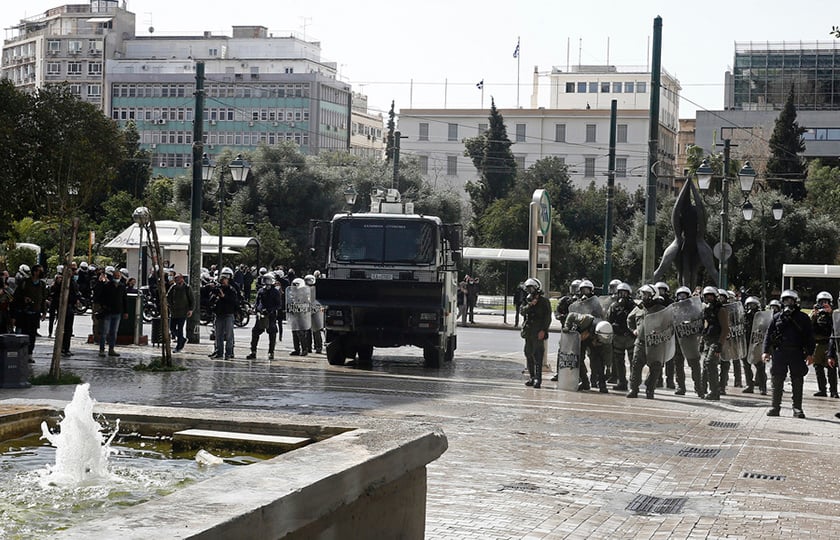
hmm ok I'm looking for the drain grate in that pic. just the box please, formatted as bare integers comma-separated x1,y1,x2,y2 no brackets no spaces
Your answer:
709,421,739,428
741,471,786,481
727,399,766,408
626,494,687,514
678,447,721,458
497,482,570,496
777,431,811,436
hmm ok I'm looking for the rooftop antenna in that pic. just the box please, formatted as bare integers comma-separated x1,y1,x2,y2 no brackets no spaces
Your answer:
300,16,312,41
145,12,154,34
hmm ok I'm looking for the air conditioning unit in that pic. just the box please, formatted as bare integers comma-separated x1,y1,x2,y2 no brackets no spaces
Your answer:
159,162,167,168
150,143,157,149
184,163,191,168
248,121,254,127
208,144,215,149
209,120,217,125
272,122,279,127
158,119,167,125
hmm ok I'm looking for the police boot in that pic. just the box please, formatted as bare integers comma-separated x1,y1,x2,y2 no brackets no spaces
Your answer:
732,357,742,387
767,375,785,416
246,350,257,360
704,364,720,401
533,355,543,389
791,376,805,418
741,359,755,393
268,334,276,360
665,361,675,389
718,362,729,395
829,366,839,398
814,365,828,397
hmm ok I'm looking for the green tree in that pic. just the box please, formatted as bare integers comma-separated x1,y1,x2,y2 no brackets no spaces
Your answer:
113,120,152,198
766,86,807,200
463,97,517,242
143,176,178,221
0,80,35,238
385,100,396,162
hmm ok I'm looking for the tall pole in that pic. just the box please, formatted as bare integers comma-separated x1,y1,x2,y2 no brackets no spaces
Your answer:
49,217,80,380
392,129,401,189
641,16,662,284
602,99,617,292
720,138,731,290
187,61,205,344
515,36,521,108
134,224,143,345
760,215,767,306
218,175,224,273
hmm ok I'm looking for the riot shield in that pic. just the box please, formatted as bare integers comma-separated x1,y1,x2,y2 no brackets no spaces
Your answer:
643,307,675,366
310,285,324,330
721,302,746,362
568,295,605,319
285,285,312,331
748,311,772,365
672,297,703,360
598,295,614,315
555,330,581,391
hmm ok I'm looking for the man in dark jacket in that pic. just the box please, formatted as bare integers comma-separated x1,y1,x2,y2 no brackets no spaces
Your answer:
209,269,239,359
11,264,48,358
167,273,193,353
93,266,128,357
520,277,551,389
763,289,815,418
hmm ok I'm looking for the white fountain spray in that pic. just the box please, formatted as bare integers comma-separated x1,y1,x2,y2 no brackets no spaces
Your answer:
40,383,119,486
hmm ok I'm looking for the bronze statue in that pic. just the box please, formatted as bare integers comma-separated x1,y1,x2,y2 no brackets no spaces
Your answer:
653,180,719,289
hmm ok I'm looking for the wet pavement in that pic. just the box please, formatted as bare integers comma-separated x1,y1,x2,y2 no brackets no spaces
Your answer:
5,313,840,539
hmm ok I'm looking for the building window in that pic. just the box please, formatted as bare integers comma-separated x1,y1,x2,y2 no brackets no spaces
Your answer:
615,157,627,178
88,62,102,75
208,48,218,56
625,82,634,93
601,82,610,93
67,62,82,75
419,122,429,141
617,124,628,143
515,155,526,170
419,155,429,174
478,122,487,134
447,155,458,176
588,82,598,93
88,39,103,53
448,123,458,141
46,62,60,75
585,124,597,143
69,84,82,96
68,40,82,53
584,157,596,178
284,67,294,74
613,82,622,93
577,82,587,93
555,123,566,142
515,123,526,142
565,82,575,93
637,82,647,93
87,84,101,97
47,40,61,52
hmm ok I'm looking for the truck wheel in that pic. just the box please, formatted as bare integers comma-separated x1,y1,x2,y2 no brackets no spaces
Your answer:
444,336,455,363
423,346,442,368
326,341,345,366
356,345,374,366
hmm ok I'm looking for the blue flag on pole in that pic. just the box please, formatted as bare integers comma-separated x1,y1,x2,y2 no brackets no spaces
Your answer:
513,37,520,58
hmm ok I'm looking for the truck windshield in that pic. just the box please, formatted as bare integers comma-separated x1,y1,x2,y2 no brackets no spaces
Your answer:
332,218,436,264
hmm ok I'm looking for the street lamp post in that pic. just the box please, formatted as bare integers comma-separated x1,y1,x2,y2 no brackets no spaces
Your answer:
742,198,784,306
216,154,251,273
343,184,357,211
132,206,151,345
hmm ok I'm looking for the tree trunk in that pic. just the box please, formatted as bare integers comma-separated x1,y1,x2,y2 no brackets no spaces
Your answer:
50,217,80,380
148,219,172,367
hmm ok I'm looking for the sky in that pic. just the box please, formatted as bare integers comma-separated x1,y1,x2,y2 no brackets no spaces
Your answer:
3,1,838,120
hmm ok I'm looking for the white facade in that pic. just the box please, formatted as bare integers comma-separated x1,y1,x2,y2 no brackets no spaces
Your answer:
399,107,658,197
350,92,385,160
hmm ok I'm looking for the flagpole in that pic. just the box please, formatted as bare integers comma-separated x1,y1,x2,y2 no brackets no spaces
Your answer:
515,36,521,108
482,86,485,109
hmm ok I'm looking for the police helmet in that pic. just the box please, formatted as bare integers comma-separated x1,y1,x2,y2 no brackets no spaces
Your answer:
638,284,656,298
18,264,31,278
654,281,670,293
524,277,542,291
292,277,305,287
200,272,212,284
79,261,89,270
220,267,234,279
313,270,321,278
780,289,799,303
578,279,594,292
56,264,64,275
595,320,614,343
817,291,833,304
304,274,316,286
768,299,782,310
608,279,622,293
104,265,115,276
726,291,736,301
120,268,129,278
701,285,719,298
675,286,691,298
617,282,632,295
259,267,268,275
570,279,581,294
261,273,276,286
274,269,285,279
744,296,760,309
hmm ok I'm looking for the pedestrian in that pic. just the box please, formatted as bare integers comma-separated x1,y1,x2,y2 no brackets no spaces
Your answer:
10,264,48,360
166,272,193,353
513,283,526,328
763,290,814,418
0,278,13,333
457,280,468,325
520,277,551,388
48,269,63,337
466,276,479,324
93,266,128,357
246,272,282,360
607,282,635,391
698,286,729,401
209,267,238,360
809,291,837,398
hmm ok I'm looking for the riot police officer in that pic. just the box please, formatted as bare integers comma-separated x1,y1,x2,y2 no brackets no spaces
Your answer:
246,272,282,360
700,286,729,401
561,311,599,391
577,279,595,300
763,290,815,418
607,282,635,391
520,278,551,388
810,291,837,398
626,285,668,399
655,282,675,389
554,279,580,325
671,286,704,397
741,296,764,394
608,279,622,298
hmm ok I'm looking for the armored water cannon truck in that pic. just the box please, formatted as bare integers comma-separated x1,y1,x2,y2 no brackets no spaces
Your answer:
310,188,462,367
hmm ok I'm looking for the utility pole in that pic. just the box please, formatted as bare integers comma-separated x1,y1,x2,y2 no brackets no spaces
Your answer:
641,16,662,284
602,100,617,292
392,131,408,190
719,138,731,290
187,61,205,344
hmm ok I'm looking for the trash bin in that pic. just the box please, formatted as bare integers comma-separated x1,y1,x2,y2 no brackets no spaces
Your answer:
151,317,163,345
119,293,140,340
0,334,32,389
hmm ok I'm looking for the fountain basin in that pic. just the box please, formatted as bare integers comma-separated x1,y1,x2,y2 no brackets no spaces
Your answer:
1,400,448,540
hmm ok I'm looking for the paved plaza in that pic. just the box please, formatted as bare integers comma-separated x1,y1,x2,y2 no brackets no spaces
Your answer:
4,313,840,539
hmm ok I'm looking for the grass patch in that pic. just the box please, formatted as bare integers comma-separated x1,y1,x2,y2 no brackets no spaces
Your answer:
30,372,83,385
133,358,188,372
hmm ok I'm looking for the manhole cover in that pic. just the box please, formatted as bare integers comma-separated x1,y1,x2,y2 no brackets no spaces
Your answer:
497,481,569,496
727,399,765,408
741,471,785,481
678,447,721,458
709,421,739,428
626,494,686,514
